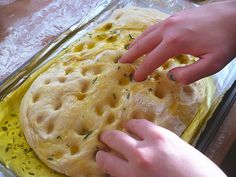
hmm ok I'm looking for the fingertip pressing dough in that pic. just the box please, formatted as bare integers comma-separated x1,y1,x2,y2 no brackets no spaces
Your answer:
20,7,209,177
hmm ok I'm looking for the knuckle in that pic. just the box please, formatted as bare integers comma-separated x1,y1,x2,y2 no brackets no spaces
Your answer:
152,131,166,142
149,127,171,143
165,35,183,46
134,149,152,167
164,15,181,28
127,119,147,131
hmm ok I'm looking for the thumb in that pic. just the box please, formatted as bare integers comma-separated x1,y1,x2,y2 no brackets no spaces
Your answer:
167,54,224,84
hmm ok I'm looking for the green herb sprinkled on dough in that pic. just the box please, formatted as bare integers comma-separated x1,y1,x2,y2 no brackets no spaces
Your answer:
129,34,134,40
92,77,98,84
1,126,8,131
5,147,9,152
126,92,130,99
24,148,30,153
29,172,35,175
83,130,93,140
117,66,121,70
148,88,153,92
87,33,92,39
10,114,17,117
47,157,53,161
110,30,117,34
12,156,16,159
56,135,61,140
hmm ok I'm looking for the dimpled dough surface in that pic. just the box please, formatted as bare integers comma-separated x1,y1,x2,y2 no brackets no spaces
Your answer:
20,7,207,177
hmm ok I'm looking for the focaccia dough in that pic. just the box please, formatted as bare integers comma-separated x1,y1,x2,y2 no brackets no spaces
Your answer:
20,7,207,177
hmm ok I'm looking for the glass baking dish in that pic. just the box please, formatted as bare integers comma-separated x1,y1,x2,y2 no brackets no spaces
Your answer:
0,0,235,176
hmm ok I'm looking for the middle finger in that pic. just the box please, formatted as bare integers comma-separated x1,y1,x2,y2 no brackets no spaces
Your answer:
130,21,163,48
100,130,138,159
119,27,162,63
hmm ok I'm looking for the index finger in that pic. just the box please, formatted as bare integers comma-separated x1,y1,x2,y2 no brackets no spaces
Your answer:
125,119,164,140
100,130,138,159
119,27,162,63
129,22,163,48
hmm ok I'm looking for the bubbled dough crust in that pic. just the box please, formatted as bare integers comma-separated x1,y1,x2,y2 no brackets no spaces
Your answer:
20,7,207,177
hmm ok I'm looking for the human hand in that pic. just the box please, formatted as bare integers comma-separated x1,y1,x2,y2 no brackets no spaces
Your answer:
96,119,226,177
119,1,236,84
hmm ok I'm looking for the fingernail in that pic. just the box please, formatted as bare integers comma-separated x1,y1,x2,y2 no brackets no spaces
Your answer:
168,72,175,81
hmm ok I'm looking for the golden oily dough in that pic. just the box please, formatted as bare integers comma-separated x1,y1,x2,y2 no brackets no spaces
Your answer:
20,7,207,177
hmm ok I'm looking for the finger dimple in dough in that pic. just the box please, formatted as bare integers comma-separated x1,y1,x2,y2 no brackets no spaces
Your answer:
105,112,116,124
20,7,208,177
75,92,87,101
94,104,105,116
32,92,40,103
64,66,74,75
81,64,104,76
57,76,67,83
44,78,51,85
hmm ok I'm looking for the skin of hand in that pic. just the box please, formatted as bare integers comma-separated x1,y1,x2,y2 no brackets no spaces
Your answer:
96,119,227,177
119,0,236,84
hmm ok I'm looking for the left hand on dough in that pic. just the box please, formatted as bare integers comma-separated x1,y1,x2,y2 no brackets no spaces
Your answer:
96,119,226,177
